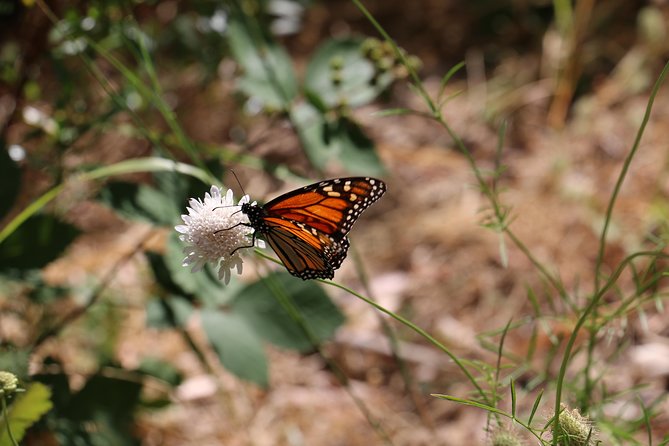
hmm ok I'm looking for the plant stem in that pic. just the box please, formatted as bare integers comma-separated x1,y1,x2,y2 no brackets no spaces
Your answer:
1,394,18,446
323,279,491,406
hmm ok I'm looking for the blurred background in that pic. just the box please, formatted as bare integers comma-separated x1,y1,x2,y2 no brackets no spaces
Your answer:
1,0,669,444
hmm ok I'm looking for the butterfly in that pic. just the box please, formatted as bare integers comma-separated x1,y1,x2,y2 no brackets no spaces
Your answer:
240,177,386,280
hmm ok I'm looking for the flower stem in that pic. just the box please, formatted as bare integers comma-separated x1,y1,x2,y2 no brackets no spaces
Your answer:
1,394,18,446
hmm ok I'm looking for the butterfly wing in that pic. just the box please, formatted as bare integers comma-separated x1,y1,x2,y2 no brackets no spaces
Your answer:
262,217,350,280
263,177,386,239
246,177,386,280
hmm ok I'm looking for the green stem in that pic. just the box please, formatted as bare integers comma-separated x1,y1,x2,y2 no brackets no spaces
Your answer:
1,394,18,446
593,61,669,292
350,245,435,429
0,157,210,245
353,0,569,303
566,60,669,446
552,251,666,445
322,279,490,405
432,394,547,444
351,0,436,114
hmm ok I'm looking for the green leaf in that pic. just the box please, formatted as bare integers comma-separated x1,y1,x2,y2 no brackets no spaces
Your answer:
231,272,345,352
0,141,21,220
528,388,544,426
149,168,221,226
373,108,415,117
0,215,79,271
200,309,268,387
437,61,465,101
0,382,53,445
97,182,152,223
163,232,231,307
292,103,384,175
98,161,220,227
146,251,189,297
63,372,143,445
138,357,182,387
227,15,297,109
335,117,385,175
305,38,393,109
145,295,194,329
98,179,181,227
33,361,71,410
292,102,330,171
162,231,199,294
0,350,30,380
134,183,182,226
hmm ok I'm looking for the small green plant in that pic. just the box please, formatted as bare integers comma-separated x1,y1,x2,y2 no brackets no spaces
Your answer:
0,372,52,446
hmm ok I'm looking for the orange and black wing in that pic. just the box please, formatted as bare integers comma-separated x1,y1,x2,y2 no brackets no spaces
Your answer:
262,217,350,280
263,177,386,239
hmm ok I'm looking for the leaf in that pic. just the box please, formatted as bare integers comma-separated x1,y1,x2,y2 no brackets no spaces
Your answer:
0,382,53,445
162,232,232,307
0,140,21,220
305,38,393,109
0,215,80,271
145,295,194,329
146,251,189,297
291,102,330,171
149,169,220,227
138,357,182,387
98,161,221,227
437,61,465,101
292,103,385,175
97,182,151,223
200,309,268,387
335,117,385,175
373,108,415,117
0,351,30,379
134,183,182,226
231,272,345,352
32,361,71,410
98,180,180,227
63,372,143,445
227,15,297,109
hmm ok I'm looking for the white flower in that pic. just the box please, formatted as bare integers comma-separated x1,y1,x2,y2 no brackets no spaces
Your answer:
175,185,265,284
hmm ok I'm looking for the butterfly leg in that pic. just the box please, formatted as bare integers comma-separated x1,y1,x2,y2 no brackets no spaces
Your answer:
213,222,258,256
229,231,258,256
214,221,251,234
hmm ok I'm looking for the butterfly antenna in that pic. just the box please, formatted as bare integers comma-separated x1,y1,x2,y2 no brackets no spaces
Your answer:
229,169,246,197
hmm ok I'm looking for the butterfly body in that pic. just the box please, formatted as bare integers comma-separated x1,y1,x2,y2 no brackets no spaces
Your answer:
241,177,386,280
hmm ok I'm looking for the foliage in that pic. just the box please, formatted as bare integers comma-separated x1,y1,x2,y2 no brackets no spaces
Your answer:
0,382,52,446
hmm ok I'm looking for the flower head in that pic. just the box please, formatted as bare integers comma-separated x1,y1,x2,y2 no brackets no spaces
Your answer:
175,186,265,284
0,371,18,396
552,405,597,446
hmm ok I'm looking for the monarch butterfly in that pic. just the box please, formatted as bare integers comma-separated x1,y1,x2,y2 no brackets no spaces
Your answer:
240,177,386,280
